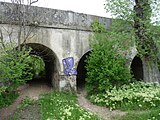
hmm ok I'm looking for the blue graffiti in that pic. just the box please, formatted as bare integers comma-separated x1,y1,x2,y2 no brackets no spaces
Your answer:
62,57,77,76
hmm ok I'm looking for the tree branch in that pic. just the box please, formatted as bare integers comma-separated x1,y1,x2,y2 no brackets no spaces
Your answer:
30,0,39,5
0,29,5,49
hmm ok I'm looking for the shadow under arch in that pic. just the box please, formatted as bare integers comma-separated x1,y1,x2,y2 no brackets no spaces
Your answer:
130,55,143,81
22,43,60,89
76,51,91,90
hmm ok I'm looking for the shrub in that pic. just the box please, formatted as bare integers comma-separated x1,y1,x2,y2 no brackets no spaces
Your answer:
86,30,132,94
0,47,33,93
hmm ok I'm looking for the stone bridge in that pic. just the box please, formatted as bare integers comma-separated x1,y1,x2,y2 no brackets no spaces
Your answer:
0,2,146,91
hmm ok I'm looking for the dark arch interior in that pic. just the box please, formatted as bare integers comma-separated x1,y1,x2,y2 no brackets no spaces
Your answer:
131,56,143,81
76,51,91,90
24,43,59,88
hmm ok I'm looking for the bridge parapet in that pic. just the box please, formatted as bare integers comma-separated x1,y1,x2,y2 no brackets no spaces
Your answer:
0,2,111,31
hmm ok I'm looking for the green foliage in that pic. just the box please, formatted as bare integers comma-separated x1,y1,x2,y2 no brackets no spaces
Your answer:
91,19,107,33
26,55,45,78
0,45,45,93
89,82,160,111
39,92,101,120
17,97,34,109
105,0,135,21
0,47,33,93
0,92,19,109
113,108,160,120
0,43,45,108
86,21,132,94
105,0,160,59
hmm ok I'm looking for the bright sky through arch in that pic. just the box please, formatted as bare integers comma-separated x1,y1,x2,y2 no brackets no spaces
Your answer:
0,0,111,18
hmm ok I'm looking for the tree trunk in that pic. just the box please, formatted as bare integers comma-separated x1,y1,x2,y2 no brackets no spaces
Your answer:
134,0,160,83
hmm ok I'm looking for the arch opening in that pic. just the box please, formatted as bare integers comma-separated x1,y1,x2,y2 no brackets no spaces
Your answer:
23,43,60,89
131,56,143,81
76,51,91,90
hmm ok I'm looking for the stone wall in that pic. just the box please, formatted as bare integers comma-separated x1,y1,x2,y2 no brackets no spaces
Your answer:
0,2,111,31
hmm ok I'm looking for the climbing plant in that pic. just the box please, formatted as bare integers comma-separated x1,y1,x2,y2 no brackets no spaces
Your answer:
105,0,160,83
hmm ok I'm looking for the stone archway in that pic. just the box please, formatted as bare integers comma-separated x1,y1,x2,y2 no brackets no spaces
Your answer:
24,43,60,89
131,56,143,81
76,51,91,90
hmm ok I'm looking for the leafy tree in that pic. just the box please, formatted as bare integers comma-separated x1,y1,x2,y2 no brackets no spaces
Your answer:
105,0,160,83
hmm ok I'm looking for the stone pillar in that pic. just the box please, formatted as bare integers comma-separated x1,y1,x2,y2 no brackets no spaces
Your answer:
51,71,60,90
59,75,76,91
143,58,160,84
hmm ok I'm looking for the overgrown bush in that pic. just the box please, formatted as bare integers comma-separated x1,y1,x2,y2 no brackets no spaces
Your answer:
0,45,45,108
0,47,33,93
86,21,132,94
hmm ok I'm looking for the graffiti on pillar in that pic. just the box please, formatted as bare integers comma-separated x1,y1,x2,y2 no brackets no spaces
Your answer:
62,57,77,76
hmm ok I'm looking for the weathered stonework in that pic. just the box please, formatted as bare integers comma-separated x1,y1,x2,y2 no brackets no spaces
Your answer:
0,2,111,31
59,75,76,91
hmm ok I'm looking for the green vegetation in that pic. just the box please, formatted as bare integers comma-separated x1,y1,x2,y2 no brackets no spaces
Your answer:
17,97,35,109
27,55,45,78
39,92,101,120
105,0,160,82
0,44,45,108
0,47,33,93
0,92,19,109
89,82,160,111
86,20,132,95
113,109,160,120
10,92,101,120
85,0,160,118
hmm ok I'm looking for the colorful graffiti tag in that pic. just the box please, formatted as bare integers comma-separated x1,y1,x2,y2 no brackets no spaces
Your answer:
62,57,77,76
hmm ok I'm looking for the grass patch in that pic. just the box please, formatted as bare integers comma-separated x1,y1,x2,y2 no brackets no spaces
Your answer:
0,92,19,109
112,108,160,120
39,91,101,120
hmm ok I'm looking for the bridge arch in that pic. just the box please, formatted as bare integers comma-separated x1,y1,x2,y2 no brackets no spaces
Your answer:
130,55,143,81
76,51,91,90
23,43,60,89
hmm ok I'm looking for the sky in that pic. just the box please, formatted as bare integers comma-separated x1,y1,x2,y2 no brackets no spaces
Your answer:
0,0,111,17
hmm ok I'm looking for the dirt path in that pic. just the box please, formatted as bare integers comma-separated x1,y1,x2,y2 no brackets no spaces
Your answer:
0,80,52,120
0,82,125,120
77,90,126,120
